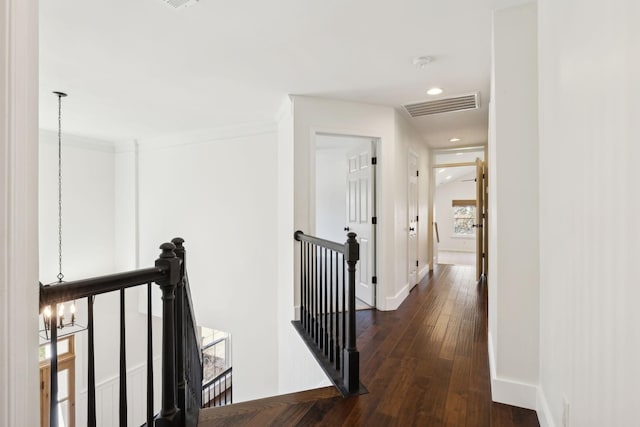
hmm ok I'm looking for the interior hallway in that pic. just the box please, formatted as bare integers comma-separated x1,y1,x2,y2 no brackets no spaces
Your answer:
200,264,539,426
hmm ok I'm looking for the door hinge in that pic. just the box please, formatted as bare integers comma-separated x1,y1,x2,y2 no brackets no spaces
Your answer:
416,260,419,267
416,215,419,222
372,276,377,284
416,170,419,177
482,252,486,258
372,216,377,224
372,156,377,165
483,173,485,179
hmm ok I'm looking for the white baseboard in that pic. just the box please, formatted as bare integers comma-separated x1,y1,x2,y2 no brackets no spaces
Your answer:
418,265,429,281
487,332,537,410
383,283,409,311
536,387,556,427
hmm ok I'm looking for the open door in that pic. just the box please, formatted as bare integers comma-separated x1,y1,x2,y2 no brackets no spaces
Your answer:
346,140,376,307
475,158,485,281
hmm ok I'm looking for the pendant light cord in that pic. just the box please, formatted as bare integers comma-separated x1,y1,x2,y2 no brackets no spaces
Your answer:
56,92,64,282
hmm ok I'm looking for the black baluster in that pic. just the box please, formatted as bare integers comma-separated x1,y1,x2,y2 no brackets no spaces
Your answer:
300,240,305,327
342,254,346,360
172,237,186,422
305,243,311,334
146,283,154,427
315,245,320,345
50,307,59,427
88,296,96,427
329,250,334,362
335,251,340,370
120,289,128,427
312,245,317,341
155,242,181,426
343,232,361,393
317,247,324,350
324,247,329,356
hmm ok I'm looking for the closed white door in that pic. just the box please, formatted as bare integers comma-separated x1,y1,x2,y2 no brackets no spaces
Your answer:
346,141,375,307
408,152,419,288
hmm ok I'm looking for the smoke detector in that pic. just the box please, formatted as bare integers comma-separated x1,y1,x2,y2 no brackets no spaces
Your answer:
161,0,199,9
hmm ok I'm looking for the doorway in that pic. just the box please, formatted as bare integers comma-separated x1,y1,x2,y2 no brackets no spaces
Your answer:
315,133,378,309
432,148,486,280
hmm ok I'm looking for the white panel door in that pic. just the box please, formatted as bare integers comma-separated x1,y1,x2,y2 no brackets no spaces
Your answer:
408,152,419,288
346,141,375,307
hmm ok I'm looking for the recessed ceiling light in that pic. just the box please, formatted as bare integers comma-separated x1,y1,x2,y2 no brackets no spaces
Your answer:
427,87,443,96
449,137,461,142
446,175,452,180
438,169,446,174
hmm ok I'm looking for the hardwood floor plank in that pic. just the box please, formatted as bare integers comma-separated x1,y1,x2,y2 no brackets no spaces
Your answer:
198,265,539,427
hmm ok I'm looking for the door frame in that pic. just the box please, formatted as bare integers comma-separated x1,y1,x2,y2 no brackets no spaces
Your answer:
407,150,419,289
430,146,487,277
311,131,380,309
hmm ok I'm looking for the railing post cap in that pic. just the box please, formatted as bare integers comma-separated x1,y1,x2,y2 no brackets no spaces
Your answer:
345,232,359,262
159,242,177,259
294,230,304,241
171,237,185,248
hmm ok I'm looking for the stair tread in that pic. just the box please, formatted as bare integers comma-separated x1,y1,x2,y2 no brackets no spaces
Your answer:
198,386,342,425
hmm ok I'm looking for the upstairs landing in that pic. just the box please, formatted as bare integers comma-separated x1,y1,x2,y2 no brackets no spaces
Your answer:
199,265,539,427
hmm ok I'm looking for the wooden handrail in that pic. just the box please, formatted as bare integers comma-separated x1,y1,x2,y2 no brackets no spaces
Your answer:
39,266,167,309
294,230,345,253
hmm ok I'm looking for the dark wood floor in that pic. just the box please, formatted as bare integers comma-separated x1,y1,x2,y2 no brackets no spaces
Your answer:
199,264,540,427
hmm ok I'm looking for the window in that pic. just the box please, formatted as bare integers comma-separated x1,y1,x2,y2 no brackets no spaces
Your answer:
201,327,231,384
40,336,76,427
452,200,476,236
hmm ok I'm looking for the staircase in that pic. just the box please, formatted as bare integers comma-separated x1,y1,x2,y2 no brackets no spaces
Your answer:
39,232,363,427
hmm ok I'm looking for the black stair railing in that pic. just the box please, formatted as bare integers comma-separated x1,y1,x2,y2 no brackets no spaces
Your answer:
39,238,202,427
292,231,362,395
202,366,233,408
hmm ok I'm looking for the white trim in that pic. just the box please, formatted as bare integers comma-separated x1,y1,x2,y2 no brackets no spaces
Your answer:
384,283,409,311
137,121,277,150
274,95,293,123
536,387,556,427
488,332,537,410
39,129,115,153
0,1,40,426
418,264,429,281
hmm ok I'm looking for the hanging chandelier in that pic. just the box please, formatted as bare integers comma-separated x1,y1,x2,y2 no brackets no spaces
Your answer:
39,91,86,343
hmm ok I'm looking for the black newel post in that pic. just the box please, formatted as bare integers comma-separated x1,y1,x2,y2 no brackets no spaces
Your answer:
172,237,187,423
343,232,360,394
155,242,182,427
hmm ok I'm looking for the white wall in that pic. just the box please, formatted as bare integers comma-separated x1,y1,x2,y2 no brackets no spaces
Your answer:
537,0,640,426
435,173,476,253
394,111,431,286
292,96,430,312
276,98,331,395
488,2,539,410
135,124,284,403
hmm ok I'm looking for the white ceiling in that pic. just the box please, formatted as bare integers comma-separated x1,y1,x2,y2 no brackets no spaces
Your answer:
39,0,530,145
435,165,476,186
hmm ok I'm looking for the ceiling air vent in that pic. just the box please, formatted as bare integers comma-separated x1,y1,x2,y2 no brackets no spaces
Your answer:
161,0,198,9
404,93,480,118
